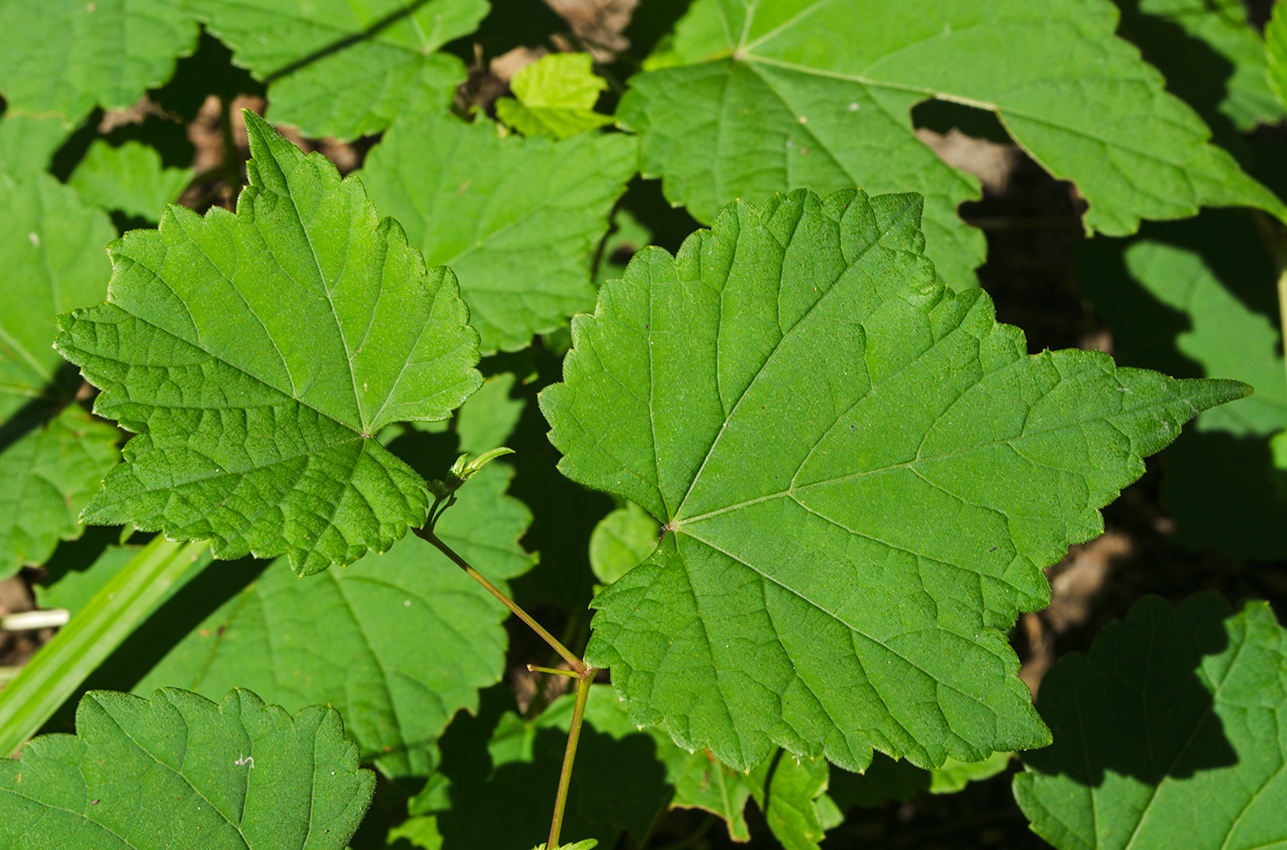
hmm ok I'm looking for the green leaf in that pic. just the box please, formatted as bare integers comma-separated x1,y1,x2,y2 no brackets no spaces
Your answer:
54,112,482,576
927,750,1011,793
0,172,118,576
748,754,843,850
589,501,658,585
389,815,443,849
0,687,374,849
190,0,488,141
620,0,1284,289
1014,593,1287,850
359,110,635,353
68,140,193,223
129,462,534,779
0,114,72,178
0,0,197,123
541,187,1246,773
0,405,120,577
455,373,526,455
429,684,669,848
1,173,114,422
1267,0,1287,109
1120,0,1284,133
1077,211,1287,558
496,53,615,140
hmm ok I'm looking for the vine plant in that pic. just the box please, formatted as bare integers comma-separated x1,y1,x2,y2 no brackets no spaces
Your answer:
0,1,1285,849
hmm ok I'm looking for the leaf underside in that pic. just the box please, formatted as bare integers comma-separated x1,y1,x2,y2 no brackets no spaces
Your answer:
541,187,1245,773
55,112,482,575
621,0,1284,289
0,688,374,850
1014,594,1287,850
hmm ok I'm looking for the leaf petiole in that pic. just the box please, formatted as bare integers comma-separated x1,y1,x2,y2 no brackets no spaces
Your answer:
414,527,587,677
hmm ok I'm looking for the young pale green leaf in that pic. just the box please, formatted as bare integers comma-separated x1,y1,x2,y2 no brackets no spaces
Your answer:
1122,0,1284,132
542,188,1247,774
1014,593,1287,850
0,172,118,576
54,112,482,576
68,140,193,223
126,463,533,779
620,0,1284,288
359,110,635,353
0,688,373,849
190,0,488,141
589,501,659,586
1077,212,1287,558
0,0,197,123
496,53,615,140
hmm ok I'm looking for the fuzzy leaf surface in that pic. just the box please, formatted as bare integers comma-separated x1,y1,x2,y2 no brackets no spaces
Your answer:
0,173,118,575
0,0,197,122
1014,594,1287,850
621,0,1283,288
360,110,634,353
496,53,615,140
0,688,373,849
190,0,488,140
542,188,1245,773
130,464,534,779
54,113,482,575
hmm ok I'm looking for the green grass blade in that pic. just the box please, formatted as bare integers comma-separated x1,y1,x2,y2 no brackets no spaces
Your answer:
0,535,208,755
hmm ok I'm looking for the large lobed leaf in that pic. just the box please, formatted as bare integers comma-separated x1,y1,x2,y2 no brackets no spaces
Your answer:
190,0,488,140
0,0,197,123
55,112,482,576
359,109,635,353
1014,593,1287,850
621,0,1284,288
0,688,373,849
541,188,1245,773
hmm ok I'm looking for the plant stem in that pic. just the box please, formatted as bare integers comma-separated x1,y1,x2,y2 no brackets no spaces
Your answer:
414,527,587,676
548,670,594,850
528,664,578,678
0,537,208,756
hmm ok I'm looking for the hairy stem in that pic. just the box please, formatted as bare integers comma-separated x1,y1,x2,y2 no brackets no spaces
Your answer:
414,527,587,676
548,670,594,850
